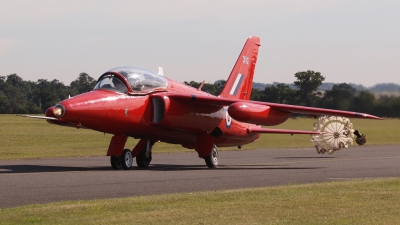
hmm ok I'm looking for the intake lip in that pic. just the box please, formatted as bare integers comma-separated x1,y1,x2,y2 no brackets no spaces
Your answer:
53,104,65,118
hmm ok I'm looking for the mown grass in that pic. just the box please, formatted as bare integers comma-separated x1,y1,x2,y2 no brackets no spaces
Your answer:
1,178,399,224
0,115,398,160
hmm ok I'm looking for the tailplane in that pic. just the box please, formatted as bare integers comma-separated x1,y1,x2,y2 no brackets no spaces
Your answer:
219,36,260,100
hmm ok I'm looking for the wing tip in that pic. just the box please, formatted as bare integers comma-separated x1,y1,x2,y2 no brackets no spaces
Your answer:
355,113,383,120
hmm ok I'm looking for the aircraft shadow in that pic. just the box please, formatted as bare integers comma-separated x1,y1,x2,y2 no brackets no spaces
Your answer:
0,165,110,174
274,156,335,159
0,164,323,174
146,164,324,171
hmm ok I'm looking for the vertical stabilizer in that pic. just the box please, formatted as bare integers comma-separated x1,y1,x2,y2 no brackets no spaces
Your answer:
219,36,260,100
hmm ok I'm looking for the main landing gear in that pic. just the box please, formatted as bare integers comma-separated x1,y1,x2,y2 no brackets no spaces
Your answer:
136,142,153,168
110,140,153,170
110,149,133,170
204,144,219,168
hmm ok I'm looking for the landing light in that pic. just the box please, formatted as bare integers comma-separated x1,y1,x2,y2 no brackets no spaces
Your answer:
53,104,65,118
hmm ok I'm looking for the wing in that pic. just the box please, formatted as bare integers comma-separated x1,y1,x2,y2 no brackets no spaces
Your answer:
159,92,382,120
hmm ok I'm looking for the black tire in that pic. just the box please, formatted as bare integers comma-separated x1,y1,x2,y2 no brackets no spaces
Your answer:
110,156,122,170
136,146,152,168
121,149,133,170
204,145,219,168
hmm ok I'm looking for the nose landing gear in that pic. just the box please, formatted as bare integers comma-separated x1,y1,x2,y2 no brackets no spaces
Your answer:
110,156,122,170
110,139,154,170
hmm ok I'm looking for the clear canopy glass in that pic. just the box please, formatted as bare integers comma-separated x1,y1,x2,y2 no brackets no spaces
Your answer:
94,66,168,94
93,75,128,94
109,66,167,93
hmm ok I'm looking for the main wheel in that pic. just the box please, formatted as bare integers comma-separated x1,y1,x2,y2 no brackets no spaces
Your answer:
204,145,219,168
110,156,122,170
136,145,152,168
121,149,133,170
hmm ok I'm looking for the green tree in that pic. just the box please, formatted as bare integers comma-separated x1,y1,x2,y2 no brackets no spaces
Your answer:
70,72,97,95
293,70,325,106
3,74,31,113
349,91,376,113
184,81,222,95
259,84,297,104
320,83,356,110
372,95,400,118
34,79,68,112
184,81,201,89
250,88,262,101
214,80,226,95
0,91,10,113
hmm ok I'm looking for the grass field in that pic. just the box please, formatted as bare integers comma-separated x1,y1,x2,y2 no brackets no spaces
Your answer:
0,115,398,160
1,178,399,224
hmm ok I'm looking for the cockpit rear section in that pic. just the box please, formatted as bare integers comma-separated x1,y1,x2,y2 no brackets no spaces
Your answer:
94,66,168,95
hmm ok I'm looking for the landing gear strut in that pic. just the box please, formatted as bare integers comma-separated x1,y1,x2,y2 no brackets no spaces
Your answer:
204,145,219,168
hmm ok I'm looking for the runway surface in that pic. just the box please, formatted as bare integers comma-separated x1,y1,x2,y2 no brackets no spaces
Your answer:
1,145,399,208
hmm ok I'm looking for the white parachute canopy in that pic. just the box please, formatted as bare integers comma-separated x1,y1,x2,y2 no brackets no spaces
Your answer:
311,116,356,154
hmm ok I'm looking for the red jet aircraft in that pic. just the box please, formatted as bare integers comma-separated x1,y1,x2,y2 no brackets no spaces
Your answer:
20,36,381,170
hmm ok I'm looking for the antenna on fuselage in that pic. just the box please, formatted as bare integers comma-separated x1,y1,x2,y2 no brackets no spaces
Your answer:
158,67,164,76
197,80,205,91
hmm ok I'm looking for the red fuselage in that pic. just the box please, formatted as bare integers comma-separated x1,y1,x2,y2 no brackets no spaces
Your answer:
46,77,260,149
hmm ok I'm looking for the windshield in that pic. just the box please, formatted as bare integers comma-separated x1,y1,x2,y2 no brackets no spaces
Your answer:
108,66,167,93
93,75,128,94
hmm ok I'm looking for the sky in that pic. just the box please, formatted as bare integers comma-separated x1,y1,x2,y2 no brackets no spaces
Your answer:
1,0,399,87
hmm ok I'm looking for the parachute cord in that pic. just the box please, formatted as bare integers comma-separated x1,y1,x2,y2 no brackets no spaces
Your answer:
290,134,313,142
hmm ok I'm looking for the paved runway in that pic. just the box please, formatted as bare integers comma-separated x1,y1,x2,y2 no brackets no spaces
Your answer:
1,145,399,208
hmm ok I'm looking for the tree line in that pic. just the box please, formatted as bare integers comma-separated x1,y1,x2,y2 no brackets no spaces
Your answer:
1,71,399,117
0,73,96,114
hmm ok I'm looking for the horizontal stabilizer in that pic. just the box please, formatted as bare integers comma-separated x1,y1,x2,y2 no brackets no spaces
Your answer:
247,126,324,135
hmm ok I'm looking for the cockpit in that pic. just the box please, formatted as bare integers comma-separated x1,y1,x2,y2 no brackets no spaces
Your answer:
93,75,128,94
93,66,168,94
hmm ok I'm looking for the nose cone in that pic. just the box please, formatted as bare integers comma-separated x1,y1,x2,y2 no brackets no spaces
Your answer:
54,90,120,126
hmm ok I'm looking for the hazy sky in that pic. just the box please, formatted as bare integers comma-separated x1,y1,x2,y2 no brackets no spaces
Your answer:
1,0,399,87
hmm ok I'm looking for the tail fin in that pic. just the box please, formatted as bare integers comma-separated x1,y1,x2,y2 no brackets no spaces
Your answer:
219,36,260,100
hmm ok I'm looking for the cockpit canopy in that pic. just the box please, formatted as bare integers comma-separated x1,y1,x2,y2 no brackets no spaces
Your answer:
93,66,168,94
93,75,128,94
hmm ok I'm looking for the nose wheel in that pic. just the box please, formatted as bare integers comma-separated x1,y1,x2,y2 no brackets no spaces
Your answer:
121,149,133,170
